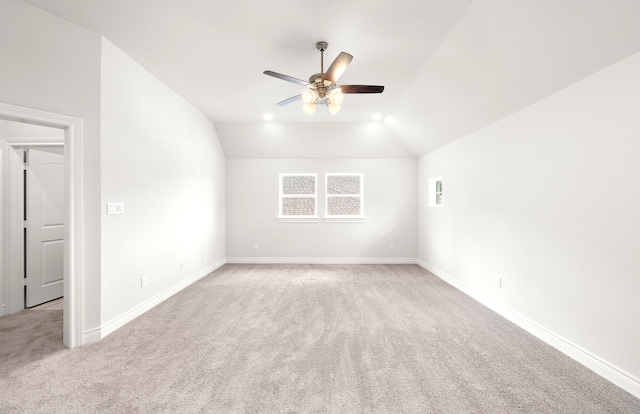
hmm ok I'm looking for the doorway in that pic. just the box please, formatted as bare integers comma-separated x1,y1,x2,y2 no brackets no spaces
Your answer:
1,101,85,348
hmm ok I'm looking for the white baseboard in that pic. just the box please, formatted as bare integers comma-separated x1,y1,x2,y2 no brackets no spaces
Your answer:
226,257,418,265
83,326,101,345
85,258,226,343
417,259,640,400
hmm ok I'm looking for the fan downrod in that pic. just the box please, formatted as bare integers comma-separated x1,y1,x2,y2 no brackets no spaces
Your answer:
315,41,328,76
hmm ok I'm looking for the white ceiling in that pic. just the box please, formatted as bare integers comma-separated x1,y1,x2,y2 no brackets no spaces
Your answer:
21,0,640,158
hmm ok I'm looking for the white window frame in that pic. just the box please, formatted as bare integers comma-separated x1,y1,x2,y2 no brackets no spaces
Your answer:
278,173,318,222
324,173,365,223
429,176,443,207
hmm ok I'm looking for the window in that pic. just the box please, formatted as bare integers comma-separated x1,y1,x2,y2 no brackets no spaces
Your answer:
325,173,364,219
278,173,317,219
429,176,443,207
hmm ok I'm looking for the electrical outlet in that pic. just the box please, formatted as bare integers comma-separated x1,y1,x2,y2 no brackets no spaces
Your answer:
106,202,124,215
180,262,184,270
495,277,502,288
389,243,395,251
253,243,259,250
202,252,204,262
141,277,148,288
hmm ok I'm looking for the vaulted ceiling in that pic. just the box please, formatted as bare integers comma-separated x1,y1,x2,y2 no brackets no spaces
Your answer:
21,0,640,158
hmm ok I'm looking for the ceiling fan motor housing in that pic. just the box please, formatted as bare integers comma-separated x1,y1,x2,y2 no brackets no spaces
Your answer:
308,73,336,98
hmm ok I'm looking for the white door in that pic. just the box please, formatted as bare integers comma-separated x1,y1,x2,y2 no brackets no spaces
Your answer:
26,148,65,307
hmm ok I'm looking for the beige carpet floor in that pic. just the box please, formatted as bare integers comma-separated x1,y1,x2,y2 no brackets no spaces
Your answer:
1,264,639,413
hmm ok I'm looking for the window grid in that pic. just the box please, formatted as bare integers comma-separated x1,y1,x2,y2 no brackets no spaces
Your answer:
325,173,364,217
279,173,317,217
429,176,443,207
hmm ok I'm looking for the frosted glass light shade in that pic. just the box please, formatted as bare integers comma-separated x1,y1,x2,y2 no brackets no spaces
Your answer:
302,89,315,103
330,88,343,104
303,103,316,115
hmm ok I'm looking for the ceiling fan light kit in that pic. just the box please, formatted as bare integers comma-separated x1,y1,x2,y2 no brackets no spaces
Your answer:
264,41,384,115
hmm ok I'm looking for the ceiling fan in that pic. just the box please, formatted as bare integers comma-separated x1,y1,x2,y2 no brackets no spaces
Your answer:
264,41,384,115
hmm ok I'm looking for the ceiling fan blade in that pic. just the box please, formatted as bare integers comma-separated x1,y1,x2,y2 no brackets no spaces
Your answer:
276,94,303,106
264,70,309,86
339,85,385,94
322,52,353,84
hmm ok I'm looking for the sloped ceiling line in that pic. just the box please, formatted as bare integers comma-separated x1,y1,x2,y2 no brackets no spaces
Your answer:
20,0,640,158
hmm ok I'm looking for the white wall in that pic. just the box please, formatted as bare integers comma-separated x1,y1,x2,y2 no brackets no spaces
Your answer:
1,2,227,339
0,0,102,330
216,122,416,159
0,120,65,138
418,51,640,391
227,158,417,261
100,40,226,328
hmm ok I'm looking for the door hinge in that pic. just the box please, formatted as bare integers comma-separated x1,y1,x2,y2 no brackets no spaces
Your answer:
23,220,28,229
23,277,28,286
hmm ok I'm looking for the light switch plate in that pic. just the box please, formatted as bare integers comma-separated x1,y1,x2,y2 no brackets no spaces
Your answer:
107,202,124,215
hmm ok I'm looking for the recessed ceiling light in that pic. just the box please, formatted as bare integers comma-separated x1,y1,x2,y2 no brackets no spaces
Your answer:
263,113,273,121
372,113,383,121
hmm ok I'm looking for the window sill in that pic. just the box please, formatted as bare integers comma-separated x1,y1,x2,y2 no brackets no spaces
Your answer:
277,216,319,223
323,216,366,223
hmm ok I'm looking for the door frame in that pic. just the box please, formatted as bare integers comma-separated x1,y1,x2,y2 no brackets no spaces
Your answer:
1,102,84,349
